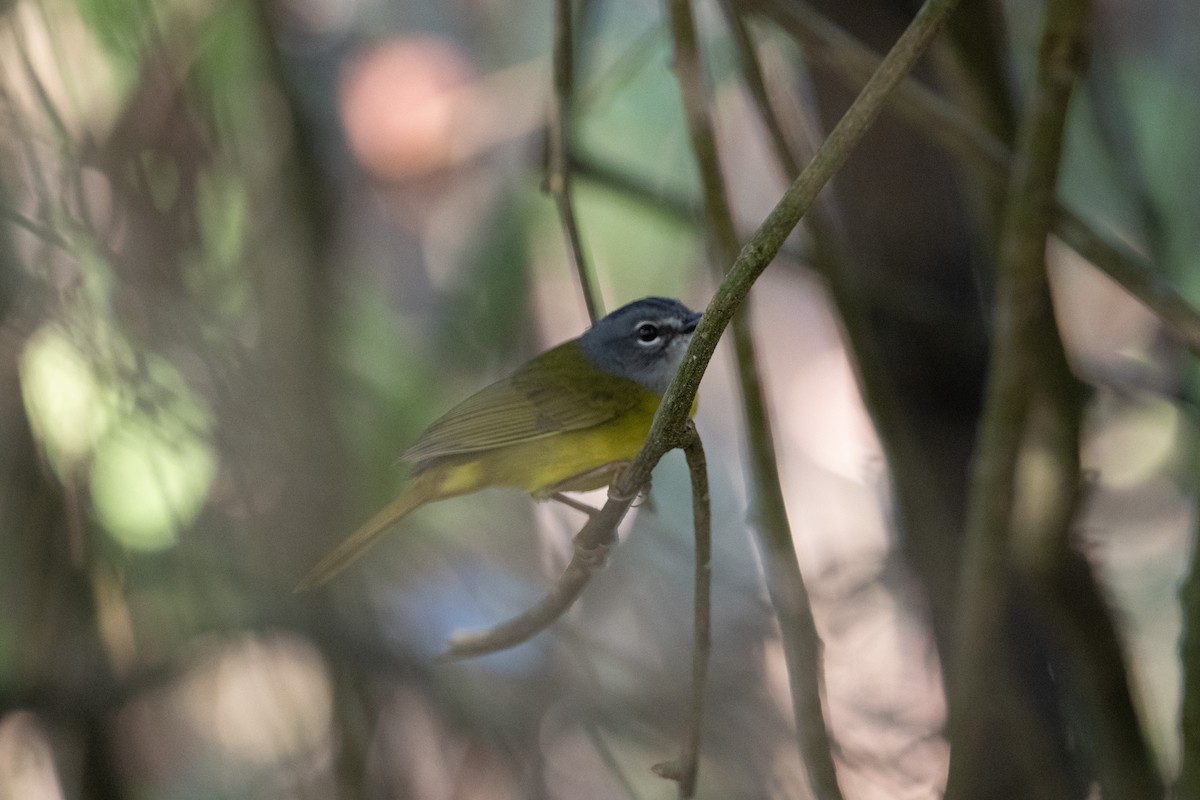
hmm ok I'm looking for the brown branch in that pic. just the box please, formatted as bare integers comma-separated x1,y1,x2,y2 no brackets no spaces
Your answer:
0,204,72,250
718,6,804,179
1179,526,1200,797
441,0,961,662
746,0,1200,359
439,492,629,659
651,422,711,798
944,0,1092,794
549,0,602,322
721,2,966,607
731,12,1161,794
665,0,843,797
568,152,699,222
1053,208,1200,354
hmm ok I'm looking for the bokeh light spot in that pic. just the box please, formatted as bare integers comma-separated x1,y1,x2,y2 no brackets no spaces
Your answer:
90,416,217,551
20,325,115,475
339,37,473,179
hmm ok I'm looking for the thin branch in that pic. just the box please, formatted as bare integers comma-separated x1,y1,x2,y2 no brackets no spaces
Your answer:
549,0,602,322
1053,209,1200,352
13,28,73,153
719,6,803,179
584,724,646,800
1178,524,1200,797
440,472,651,659
679,425,711,799
0,204,71,250
439,535,609,659
664,0,842,797
441,0,961,660
568,152,699,222
746,0,1200,358
734,18,1161,794
944,0,1090,794
651,422,711,799
993,18,1161,793
721,1,968,598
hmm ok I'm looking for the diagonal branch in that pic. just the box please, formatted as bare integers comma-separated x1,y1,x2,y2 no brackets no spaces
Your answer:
665,0,842,796
745,0,1200,358
440,489,632,659
442,0,962,661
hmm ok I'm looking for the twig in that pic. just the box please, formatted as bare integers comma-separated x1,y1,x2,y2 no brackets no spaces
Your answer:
584,723,646,800
549,0,602,322
440,482,638,659
987,10,1161,792
679,425,711,799
734,0,989,652
1179,530,1200,796
441,0,961,661
568,152,699,222
0,204,71,250
650,422,711,798
944,0,1089,795
664,0,843,797
745,0,1200,358
737,13,1161,794
1053,208,1200,353
719,6,803,179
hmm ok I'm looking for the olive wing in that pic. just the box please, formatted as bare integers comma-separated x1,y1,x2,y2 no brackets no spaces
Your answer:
400,342,643,463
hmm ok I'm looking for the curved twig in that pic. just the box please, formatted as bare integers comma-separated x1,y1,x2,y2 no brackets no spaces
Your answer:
442,0,961,661
440,489,636,659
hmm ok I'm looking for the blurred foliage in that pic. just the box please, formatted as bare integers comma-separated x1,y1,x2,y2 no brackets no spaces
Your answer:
0,0,1198,798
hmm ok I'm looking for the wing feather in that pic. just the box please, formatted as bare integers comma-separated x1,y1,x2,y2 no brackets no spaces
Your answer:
400,341,644,463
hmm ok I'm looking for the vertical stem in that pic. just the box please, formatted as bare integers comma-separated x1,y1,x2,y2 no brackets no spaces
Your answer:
1179,525,1200,798
944,0,1093,795
549,0,602,322
679,422,711,798
664,0,843,796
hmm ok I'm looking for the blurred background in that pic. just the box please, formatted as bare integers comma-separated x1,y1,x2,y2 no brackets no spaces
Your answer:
1,0,1198,797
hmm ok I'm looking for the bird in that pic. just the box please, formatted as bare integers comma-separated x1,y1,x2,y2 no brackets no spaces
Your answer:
297,296,702,590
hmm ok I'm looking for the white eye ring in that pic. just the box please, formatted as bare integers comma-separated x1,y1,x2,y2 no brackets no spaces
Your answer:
635,322,661,344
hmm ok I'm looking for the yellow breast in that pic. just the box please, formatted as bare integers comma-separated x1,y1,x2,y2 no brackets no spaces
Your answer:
427,389,663,498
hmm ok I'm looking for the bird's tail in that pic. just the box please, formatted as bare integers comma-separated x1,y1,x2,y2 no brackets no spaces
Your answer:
296,472,438,591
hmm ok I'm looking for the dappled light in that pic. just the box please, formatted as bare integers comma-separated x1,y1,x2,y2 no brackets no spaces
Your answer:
2,0,1198,797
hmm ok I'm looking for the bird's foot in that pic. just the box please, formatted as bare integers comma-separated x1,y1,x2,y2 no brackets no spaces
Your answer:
550,492,600,517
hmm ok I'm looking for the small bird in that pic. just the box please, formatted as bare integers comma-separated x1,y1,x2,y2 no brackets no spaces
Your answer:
297,296,702,590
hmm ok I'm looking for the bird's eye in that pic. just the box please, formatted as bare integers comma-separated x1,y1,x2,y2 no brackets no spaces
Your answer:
635,322,660,343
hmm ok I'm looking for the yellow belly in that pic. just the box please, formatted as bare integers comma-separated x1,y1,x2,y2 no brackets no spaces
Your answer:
427,392,698,501
431,396,657,498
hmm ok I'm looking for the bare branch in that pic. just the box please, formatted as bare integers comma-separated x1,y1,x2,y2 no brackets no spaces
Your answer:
945,0,1092,794
664,0,842,796
442,0,961,662
651,422,711,798
440,484,637,660
746,0,1200,358
549,0,602,322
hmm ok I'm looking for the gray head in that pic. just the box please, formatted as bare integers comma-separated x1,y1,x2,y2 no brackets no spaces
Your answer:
578,297,702,394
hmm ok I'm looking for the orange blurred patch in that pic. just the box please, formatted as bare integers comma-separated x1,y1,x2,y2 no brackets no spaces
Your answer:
339,38,474,180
